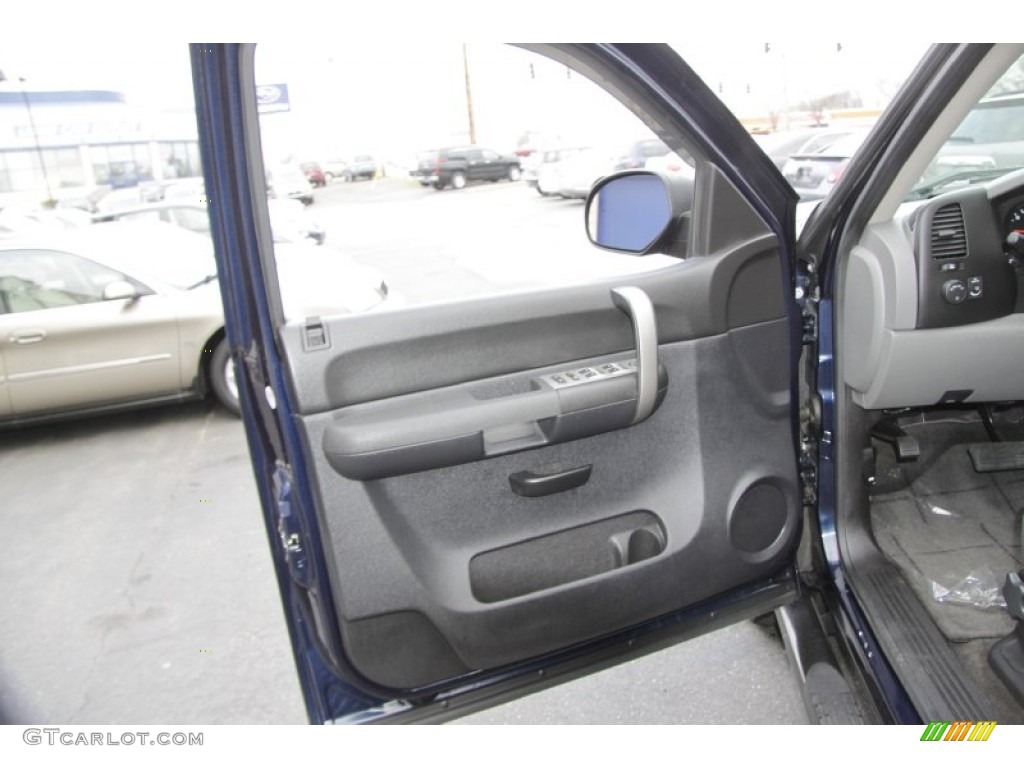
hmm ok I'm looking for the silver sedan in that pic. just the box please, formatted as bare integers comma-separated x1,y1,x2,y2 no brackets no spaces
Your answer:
0,221,393,427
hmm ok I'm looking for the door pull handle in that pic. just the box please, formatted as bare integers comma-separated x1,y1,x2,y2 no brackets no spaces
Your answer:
509,464,593,498
610,286,658,424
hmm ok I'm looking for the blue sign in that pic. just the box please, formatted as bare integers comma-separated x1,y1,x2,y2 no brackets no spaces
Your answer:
256,84,290,114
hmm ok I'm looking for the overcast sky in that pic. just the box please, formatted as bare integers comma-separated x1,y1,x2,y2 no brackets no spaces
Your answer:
1,39,926,109
0,9,939,163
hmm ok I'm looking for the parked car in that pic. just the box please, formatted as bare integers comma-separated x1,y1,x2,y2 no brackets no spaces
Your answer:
130,177,325,244
753,127,858,171
0,220,393,427
612,137,672,171
535,147,588,196
340,155,381,182
194,43,1024,729
555,147,619,199
92,183,164,214
412,146,522,190
322,159,350,182
92,199,327,245
0,206,91,237
926,92,1024,183
266,164,314,205
300,161,327,187
521,150,545,190
782,130,870,200
160,176,208,202
642,151,696,177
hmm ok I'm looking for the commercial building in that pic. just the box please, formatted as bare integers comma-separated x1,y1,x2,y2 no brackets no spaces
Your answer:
0,85,199,207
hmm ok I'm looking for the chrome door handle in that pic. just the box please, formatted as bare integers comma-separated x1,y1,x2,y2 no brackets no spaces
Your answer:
10,330,46,344
610,286,658,424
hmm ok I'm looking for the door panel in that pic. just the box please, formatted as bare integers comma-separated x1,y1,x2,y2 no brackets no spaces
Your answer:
282,235,784,412
191,42,803,719
280,239,798,691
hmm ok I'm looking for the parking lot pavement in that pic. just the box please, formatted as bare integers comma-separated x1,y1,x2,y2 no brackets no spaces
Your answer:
0,403,307,724
0,403,808,725
456,620,809,725
307,179,677,306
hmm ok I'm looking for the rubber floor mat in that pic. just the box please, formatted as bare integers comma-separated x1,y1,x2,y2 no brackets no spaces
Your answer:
871,442,1024,642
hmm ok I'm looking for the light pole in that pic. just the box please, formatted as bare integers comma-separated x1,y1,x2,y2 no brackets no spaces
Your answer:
18,77,55,206
462,44,477,145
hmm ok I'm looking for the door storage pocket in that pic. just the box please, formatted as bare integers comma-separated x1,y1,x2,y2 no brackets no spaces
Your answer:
469,510,665,603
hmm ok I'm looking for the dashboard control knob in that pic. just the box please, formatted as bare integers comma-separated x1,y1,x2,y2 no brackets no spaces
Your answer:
942,279,968,305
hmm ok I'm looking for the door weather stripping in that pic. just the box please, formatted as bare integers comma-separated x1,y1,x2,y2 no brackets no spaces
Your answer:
610,286,658,424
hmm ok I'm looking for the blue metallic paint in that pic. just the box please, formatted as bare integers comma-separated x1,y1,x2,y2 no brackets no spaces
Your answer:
813,299,918,723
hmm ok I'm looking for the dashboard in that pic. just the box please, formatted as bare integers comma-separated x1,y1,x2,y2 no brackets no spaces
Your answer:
842,169,1024,410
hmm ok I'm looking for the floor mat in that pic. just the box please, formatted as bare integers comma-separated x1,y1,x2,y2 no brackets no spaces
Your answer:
871,432,1024,642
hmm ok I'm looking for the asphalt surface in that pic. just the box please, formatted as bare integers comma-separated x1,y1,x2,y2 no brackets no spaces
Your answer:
0,178,809,725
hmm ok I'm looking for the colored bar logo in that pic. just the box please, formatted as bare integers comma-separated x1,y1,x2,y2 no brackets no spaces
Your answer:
920,721,996,741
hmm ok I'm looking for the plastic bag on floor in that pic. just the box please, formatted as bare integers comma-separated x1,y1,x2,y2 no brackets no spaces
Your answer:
930,564,1007,610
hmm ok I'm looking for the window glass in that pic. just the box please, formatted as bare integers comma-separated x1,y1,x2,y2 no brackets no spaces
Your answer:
0,249,120,313
911,52,1024,197
2,151,43,193
255,43,683,312
37,148,87,188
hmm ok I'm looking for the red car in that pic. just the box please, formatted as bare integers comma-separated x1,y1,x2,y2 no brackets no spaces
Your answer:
300,161,327,187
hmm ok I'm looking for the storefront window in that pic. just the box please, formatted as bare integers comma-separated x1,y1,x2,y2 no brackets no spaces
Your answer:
158,141,201,179
0,151,43,193
90,143,154,188
41,148,86,188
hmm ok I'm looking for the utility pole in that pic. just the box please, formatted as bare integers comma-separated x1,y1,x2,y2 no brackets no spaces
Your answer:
19,77,55,206
462,43,477,145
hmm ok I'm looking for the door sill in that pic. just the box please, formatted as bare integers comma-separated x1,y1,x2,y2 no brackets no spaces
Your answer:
845,552,996,721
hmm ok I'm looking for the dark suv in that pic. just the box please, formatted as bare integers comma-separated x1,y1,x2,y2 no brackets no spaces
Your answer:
414,146,522,190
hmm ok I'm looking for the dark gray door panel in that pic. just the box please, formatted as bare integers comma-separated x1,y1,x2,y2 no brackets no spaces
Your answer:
292,321,798,690
280,233,784,413
319,356,669,480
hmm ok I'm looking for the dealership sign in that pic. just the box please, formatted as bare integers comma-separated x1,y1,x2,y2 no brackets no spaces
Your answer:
256,84,290,114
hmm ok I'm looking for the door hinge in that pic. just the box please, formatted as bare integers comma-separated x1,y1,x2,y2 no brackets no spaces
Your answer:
798,391,823,505
795,261,819,345
799,437,819,506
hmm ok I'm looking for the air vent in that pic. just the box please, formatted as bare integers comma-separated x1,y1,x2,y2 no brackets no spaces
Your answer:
930,203,967,259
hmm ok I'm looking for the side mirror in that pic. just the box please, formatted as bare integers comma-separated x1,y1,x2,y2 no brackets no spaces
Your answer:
103,280,138,301
585,171,693,255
